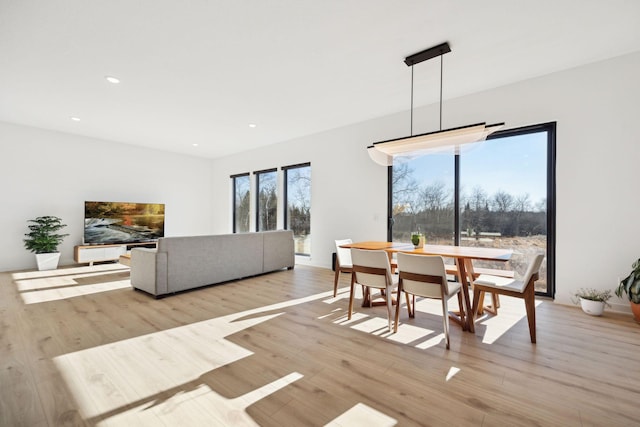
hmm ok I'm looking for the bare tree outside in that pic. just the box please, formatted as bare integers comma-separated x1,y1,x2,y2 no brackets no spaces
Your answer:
392,161,454,243
257,171,277,231
233,175,250,232
285,165,311,255
390,129,550,293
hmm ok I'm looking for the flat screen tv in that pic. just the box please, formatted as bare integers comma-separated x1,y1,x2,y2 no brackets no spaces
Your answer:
84,201,165,245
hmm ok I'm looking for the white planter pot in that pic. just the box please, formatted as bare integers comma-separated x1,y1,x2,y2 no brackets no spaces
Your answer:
35,252,61,271
580,298,605,316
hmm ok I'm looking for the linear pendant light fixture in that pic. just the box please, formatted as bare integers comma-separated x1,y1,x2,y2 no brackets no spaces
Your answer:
368,42,504,166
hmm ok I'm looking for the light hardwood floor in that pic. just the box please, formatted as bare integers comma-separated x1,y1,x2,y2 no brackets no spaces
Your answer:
1,263,639,426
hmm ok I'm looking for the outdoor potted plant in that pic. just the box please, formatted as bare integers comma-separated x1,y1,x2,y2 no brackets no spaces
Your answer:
24,215,69,271
572,288,612,316
615,258,640,322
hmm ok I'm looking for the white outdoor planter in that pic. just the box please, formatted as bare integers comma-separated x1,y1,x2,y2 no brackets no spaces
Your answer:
35,252,61,271
579,297,605,316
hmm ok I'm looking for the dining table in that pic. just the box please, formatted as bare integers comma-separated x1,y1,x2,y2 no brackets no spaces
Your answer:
340,241,513,333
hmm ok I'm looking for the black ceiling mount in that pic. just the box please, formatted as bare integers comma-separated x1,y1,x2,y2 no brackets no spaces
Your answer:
404,42,451,67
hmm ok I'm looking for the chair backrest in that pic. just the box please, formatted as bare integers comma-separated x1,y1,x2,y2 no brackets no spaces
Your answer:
397,253,449,298
350,248,392,289
522,253,545,286
335,239,353,268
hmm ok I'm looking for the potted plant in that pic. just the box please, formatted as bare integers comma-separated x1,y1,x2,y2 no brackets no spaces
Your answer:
615,258,640,322
411,232,425,249
572,288,612,316
24,215,69,271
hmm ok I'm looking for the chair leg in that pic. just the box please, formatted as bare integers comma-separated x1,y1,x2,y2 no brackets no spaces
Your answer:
524,289,537,343
481,291,499,316
441,297,451,349
394,283,403,333
490,292,500,314
333,267,340,297
407,294,415,318
348,273,356,320
476,290,486,315
385,284,393,332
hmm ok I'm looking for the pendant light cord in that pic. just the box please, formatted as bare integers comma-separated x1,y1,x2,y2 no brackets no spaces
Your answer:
439,54,443,131
411,50,443,135
410,65,414,136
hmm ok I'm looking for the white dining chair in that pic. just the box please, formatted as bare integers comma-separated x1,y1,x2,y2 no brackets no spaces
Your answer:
334,239,353,297
471,253,545,343
394,253,463,349
348,248,398,332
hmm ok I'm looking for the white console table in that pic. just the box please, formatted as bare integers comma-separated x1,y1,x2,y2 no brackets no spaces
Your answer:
74,242,157,266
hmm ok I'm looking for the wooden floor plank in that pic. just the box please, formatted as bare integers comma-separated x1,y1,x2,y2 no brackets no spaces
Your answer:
1,264,639,426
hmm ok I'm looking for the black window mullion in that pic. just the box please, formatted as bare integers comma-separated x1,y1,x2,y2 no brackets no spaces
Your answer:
255,172,261,231
454,154,461,246
232,177,238,233
283,170,289,230
231,173,250,233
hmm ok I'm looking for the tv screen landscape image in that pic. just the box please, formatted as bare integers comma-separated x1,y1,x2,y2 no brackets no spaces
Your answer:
84,201,165,245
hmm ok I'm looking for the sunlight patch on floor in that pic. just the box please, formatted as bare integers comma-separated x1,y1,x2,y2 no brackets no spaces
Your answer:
13,264,131,304
334,311,369,326
51,284,333,426
414,334,448,349
80,372,303,426
325,402,397,427
446,367,461,382
317,308,343,319
387,322,435,344
474,299,542,344
329,289,541,350
323,286,363,304
349,316,392,335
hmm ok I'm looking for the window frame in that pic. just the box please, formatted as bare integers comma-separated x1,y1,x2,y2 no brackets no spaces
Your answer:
387,122,556,298
231,172,250,233
282,162,311,256
254,168,278,232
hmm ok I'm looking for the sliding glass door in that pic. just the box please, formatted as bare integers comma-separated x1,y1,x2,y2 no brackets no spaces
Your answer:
389,123,555,297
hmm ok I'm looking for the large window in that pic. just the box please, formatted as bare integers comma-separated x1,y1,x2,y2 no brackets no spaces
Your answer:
231,173,250,233
283,163,311,256
255,168,278,231
389,123,555,297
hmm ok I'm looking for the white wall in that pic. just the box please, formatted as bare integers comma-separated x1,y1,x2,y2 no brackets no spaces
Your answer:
211,51,640,312
0,122,213,271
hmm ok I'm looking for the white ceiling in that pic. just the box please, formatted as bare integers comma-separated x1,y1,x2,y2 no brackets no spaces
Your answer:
1,1,639,159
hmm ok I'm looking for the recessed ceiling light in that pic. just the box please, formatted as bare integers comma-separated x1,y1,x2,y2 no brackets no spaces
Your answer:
192,143,199,147
249,123,257,128
70,116,80,122
105,75,120,84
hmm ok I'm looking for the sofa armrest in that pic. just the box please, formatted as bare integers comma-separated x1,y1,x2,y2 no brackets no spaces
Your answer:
130,248,168,296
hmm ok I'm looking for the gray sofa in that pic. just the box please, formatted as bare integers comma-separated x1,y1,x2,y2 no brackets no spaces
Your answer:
130,230,295,297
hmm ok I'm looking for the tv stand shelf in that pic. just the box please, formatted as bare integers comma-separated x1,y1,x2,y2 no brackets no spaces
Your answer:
74,242,157,266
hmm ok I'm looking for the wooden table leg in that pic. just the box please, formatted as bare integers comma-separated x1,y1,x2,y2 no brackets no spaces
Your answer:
447,259,468,331
456,258,474,333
